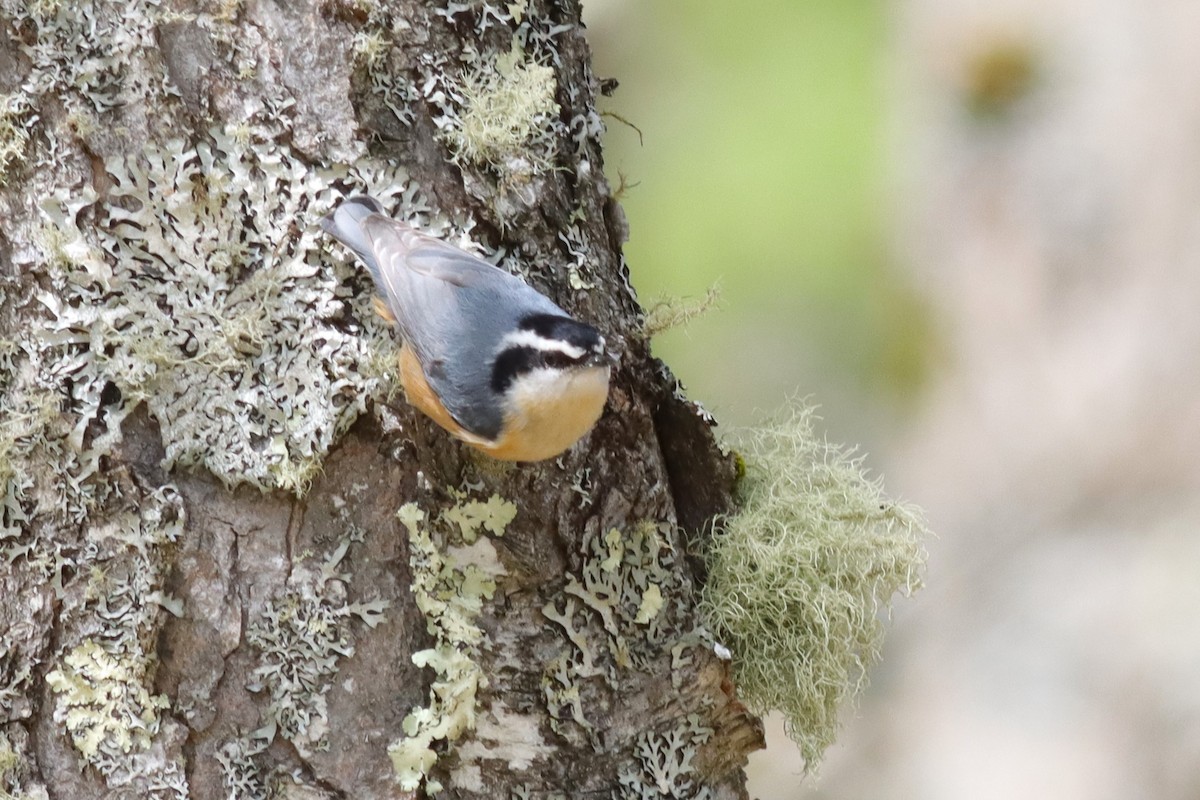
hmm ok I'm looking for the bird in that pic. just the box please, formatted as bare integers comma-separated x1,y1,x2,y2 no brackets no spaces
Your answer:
320,195,611,462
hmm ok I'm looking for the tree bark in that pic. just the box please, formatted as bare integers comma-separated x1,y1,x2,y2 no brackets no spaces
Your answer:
0,2,761,798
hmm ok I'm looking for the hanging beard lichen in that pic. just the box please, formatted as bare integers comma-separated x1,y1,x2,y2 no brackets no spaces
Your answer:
700,402,929,770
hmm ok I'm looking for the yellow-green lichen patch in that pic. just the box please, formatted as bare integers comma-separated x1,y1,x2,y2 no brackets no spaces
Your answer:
699,403,928,770
442,493,518,543
46,640,169,761
388,496,516,792
634,583,664,625
43,486,188,797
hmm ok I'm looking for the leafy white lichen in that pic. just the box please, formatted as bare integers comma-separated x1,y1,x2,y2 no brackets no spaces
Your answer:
0,93,35,184
247,589,389,750
0,727,49,800
540,521,691,740
616,715,714,800
215,528,389,796
33,126,439,494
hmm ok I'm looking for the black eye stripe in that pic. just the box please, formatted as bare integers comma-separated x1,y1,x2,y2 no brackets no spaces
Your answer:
492,346,584,393
543,351,577,370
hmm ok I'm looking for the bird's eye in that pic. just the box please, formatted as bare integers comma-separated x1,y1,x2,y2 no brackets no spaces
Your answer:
544,352,576,370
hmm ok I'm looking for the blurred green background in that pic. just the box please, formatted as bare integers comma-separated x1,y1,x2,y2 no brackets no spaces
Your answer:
584,2,921,791
586,0,930,442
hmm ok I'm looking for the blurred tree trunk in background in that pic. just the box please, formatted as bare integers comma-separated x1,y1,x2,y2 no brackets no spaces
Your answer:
0,1,760,798
787,2,1200,799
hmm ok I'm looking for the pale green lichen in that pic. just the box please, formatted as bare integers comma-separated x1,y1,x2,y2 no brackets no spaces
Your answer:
414,3,586,194
616,715,714,800
440,44,560,176
45,640,169,761
700,403,928,770
540,522,690,739
388,495,515,792
43,487,188,797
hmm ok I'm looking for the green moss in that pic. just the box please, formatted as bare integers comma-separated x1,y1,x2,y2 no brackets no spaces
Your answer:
700,402,927,770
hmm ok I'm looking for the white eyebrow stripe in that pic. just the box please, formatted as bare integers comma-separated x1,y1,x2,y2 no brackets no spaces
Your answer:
500,329,587,360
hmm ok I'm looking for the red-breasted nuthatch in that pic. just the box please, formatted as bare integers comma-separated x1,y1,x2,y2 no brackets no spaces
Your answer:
321,195,611,461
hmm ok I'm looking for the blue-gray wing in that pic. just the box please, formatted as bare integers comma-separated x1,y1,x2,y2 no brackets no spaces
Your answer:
360,216,567,440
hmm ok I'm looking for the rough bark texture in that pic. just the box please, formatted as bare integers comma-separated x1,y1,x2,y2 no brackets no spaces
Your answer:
0,1,760,798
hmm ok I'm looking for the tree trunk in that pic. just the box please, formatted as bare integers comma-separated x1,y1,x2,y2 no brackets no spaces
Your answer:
0,1,761,798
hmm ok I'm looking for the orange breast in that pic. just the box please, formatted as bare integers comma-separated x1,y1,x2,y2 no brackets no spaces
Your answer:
397,344,475,441
479,365,610,462
396,344,609,462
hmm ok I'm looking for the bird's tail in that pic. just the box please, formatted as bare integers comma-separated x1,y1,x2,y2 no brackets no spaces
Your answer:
319,195,386,283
